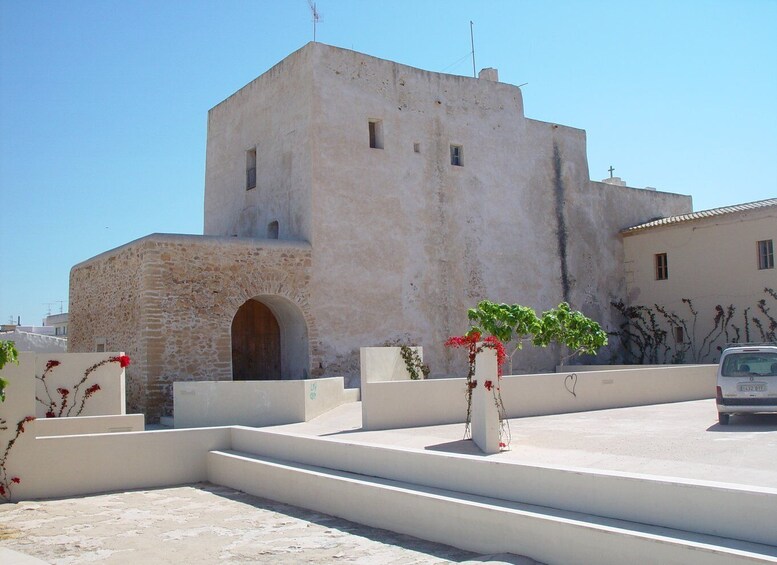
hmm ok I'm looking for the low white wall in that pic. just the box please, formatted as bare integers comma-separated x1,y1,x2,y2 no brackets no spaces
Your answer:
0,353,144,502
2,352,127,418
558,364,706,372
173,377,352,428
32,352,127,417
362,364,717,430
360,347,423,430
228,427,777,548
33,414,145,437
11,427,230,501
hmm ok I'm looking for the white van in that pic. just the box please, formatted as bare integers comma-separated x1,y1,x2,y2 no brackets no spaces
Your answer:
716,345,777,425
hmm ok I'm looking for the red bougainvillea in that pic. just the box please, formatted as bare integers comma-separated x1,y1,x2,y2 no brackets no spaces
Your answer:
4,354,130,502
445,332,510,449
111,355,131,368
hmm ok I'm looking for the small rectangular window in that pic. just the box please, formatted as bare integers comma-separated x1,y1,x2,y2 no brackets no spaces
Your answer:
450,144,463,166
673,326,684,343
655,253,668,280
413,142,420,153
95,337,106,352
246,148,257,190
757,239,774,270
368,119,383,149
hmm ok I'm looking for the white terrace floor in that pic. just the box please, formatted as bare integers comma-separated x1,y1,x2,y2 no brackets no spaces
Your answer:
273,398,777,489
2,399,776,564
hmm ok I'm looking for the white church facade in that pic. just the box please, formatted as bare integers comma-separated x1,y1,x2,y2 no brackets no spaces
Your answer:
69,42,692,421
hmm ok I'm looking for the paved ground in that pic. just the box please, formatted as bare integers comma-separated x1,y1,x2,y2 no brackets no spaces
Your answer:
273,398,777,488
0,484,537,565
2,398,776,563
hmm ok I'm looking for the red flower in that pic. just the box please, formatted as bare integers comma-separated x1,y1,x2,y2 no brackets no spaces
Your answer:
57,387,70,397
85,384,101,398
484,380,493,391
46,360,61,370
11,477,20,484
499,442,507,448
45,411,55,418
0,485,5,496
111,355,131,368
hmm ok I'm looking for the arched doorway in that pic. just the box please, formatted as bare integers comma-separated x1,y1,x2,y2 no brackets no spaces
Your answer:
231,300,281,380
230,295,310,381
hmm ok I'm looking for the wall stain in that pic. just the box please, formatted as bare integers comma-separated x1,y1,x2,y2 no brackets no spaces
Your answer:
553,142,571,303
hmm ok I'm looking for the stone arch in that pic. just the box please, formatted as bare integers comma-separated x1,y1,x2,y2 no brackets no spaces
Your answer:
230,293,311,380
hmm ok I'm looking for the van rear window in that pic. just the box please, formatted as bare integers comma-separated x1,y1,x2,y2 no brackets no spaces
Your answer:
721,353,777,376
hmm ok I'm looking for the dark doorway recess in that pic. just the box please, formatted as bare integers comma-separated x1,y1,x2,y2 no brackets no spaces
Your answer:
231,299,281,380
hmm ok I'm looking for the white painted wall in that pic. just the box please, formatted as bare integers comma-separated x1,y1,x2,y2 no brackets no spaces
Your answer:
202,42,692,384
2,352,127,418
173,377,353,428
362,364,716,430
622,204,777,362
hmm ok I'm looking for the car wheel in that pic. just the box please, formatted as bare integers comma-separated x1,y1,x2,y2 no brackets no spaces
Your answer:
718,413,730,425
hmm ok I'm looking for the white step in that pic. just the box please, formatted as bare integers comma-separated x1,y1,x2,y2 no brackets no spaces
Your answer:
208,449,777,565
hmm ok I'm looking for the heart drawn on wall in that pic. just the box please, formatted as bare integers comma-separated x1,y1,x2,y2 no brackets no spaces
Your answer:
564,373,578,397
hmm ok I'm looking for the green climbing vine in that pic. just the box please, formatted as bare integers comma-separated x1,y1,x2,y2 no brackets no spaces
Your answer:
399,345,430,380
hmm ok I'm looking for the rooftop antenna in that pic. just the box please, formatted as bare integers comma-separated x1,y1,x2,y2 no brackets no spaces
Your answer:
308,0,321,42
470,21,476,77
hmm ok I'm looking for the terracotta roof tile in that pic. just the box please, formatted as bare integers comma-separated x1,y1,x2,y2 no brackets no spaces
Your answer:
622,197,777,234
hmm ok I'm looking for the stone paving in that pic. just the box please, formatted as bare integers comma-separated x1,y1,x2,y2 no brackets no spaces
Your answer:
0,483,539,565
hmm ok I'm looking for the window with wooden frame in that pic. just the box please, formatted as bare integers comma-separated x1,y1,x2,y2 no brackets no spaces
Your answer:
757,239,774,270
655,252,668,280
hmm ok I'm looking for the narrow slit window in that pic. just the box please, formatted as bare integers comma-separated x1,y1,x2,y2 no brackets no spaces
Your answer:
246,148,257,190
368,119,383,149
413,142,420,153
673,326,684,343
655,253,668,280
757,239,774,270
450,144,463,166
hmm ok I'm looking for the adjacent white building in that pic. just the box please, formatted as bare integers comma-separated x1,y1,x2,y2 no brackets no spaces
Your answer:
620,198,777,363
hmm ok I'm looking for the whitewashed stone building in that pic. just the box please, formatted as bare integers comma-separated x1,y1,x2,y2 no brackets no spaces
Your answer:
618,198,776,364
69,42,691,421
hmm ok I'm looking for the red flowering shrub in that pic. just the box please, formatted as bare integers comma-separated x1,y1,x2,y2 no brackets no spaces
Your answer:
445,333,510,449
6,354,129,501
111,355,131,368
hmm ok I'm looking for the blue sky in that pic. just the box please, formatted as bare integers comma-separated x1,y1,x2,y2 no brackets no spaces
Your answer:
1,0,775,326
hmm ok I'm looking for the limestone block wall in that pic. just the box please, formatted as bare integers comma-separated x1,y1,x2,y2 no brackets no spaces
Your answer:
69,241,145,411
70,234,315,422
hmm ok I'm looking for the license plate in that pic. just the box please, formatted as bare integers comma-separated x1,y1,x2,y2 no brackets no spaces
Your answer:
738,384,766,392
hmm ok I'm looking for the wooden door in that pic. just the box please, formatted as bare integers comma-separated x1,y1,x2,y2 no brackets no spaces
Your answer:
231,300,281,380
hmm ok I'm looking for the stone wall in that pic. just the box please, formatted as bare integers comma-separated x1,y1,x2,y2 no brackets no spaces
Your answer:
70,234,314,422
69,240,146,413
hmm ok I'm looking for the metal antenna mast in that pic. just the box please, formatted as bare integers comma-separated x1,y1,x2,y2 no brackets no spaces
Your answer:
470,20,476,77
308,1,321,42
